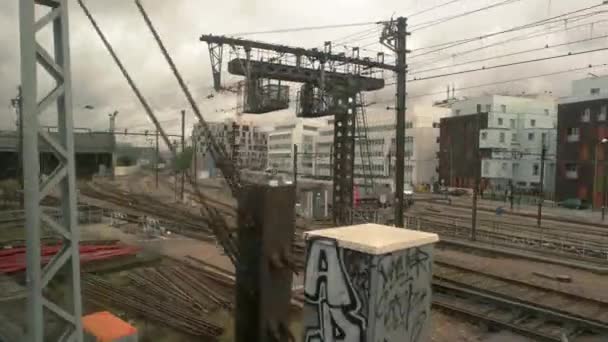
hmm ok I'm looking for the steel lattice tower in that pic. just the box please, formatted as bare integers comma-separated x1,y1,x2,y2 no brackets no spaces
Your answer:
19,0,83,340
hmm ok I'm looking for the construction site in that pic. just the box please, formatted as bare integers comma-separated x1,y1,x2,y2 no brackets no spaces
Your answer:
1,0,608,341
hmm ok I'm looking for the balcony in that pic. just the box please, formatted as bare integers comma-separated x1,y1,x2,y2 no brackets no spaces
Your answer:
566,134,580,143
565,171,578,180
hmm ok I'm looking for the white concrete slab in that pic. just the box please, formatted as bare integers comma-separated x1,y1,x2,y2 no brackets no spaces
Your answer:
304,224,439,255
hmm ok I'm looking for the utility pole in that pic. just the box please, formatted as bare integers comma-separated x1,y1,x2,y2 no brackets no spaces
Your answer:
537,145,546,227
193,135,198,187
471,115,481,241
11,86,24,208
293,144,298,187
109,111,118,180
392,17,408,227
173,140,178,201
181,109,185,202
155,130,159,189
603,167,607,221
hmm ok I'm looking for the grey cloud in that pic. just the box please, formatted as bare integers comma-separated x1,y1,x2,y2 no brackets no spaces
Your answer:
0,0,606,134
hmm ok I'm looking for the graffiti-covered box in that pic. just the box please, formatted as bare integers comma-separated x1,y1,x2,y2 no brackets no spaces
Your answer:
302,224,439,342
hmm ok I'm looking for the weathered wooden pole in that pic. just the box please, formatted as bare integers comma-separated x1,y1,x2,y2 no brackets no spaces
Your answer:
302,224,439,342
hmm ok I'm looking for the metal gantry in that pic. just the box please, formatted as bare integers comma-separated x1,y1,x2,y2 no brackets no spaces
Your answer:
200,32,400,226
19,0,83,340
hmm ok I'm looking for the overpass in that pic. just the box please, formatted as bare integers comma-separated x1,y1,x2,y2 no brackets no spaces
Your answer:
0,130,114,179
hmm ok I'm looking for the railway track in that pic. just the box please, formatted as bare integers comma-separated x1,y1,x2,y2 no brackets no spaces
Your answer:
407,215,608,261
425,198,608,233
434,260,608,323
415,206,608,240
434,260,608,341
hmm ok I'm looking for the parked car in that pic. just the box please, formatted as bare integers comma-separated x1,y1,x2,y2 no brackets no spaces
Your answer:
558,198,590,210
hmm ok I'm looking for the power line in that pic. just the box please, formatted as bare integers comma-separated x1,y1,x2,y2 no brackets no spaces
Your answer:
408,46,608,82
411,17,608,69
410,33,608,75
228,20,385,37
329,26,381,46
410,5,608,58
410,9,607,53
407,0,464,18
410,0,523,32
384,63,608,96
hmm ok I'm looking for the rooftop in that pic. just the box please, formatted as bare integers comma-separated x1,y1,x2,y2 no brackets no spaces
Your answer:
304,224,439,255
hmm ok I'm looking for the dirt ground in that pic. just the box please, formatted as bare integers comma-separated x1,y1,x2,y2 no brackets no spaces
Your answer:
84,221,537,342
435,245,608,303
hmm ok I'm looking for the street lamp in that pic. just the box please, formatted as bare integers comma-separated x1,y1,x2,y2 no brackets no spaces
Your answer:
593,138,608,219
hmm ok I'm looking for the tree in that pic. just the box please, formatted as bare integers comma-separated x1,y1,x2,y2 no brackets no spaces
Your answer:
173,146,193,171
116,155,135,166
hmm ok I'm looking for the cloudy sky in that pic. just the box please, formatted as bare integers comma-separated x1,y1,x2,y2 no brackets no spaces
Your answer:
1,0,607,142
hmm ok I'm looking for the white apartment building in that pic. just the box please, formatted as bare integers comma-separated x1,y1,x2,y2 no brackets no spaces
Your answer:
267,120,320,176
314,112,441,189
451,95,557,194
192,118,267,177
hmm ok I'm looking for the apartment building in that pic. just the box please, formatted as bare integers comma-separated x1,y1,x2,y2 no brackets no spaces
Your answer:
438,95,557,194
192,118,267,177
267,120,320,176
314,112,441,188
557,76,608,207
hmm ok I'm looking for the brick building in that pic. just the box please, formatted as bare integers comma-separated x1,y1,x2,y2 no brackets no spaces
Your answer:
438,95,557,194
557,76,608,207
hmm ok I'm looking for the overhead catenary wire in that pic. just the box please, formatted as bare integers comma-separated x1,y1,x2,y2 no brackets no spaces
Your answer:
227,20,386,37
410,33,608,75
409,17,608,69
410,0,524,32
405,46,608,82
382,63,608,98
409,5,608,58
407,0,465,18
410,7,608,54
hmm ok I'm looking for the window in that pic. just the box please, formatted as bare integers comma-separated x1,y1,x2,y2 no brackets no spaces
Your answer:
483,161,489,175
512,163,519,174
544,109,550,115
565,163,578,179
477,104,482,113
499,132,505,143
455,109,461,116
582,108,591,122
498,118,504,126
567,127,580,142
501,163,507,170
600,105,607,121
530,119,536,127
481,132,488,140
533,164,540,176
591,88,600,95
512,133,517,142
485,104,492,112
528,133,535,141
510,119,516,128
501,105,507,113
541,133,547,145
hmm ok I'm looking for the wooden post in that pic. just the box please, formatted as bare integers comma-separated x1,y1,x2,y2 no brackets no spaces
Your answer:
302,224,438,342
236,184,296,342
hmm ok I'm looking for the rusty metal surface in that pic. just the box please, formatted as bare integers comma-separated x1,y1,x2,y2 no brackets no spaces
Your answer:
236,185,296,342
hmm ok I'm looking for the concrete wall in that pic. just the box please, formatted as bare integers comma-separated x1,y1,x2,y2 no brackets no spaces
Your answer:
573,76,608,96
303,237,434,342
114,165,140,176
0,130,114,153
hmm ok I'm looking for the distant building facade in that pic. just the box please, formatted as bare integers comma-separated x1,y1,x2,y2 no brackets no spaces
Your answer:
557,76,608,207
267,120,320,176
313,112,441,188
438,95,557,195
192,118,268,177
